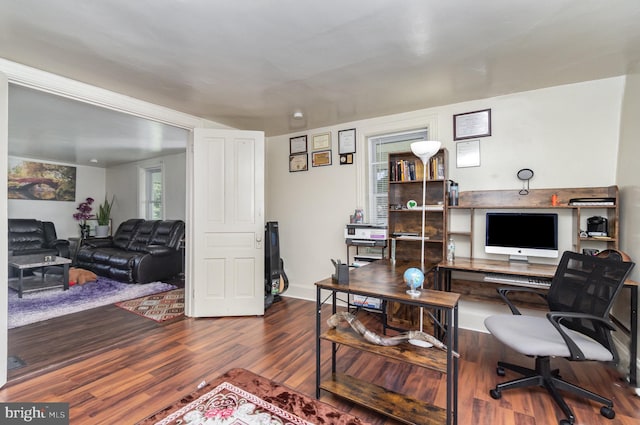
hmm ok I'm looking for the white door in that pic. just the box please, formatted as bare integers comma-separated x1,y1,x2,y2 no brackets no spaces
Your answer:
187,129,265,317
1,71,9,387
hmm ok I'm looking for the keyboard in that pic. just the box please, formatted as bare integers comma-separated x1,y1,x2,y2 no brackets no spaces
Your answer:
483,273,552,288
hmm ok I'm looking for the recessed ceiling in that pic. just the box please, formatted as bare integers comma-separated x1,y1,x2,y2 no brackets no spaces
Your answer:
2,0,640,161
8,85,189,167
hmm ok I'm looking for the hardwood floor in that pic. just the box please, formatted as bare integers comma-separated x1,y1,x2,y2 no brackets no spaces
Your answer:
3,296,640,424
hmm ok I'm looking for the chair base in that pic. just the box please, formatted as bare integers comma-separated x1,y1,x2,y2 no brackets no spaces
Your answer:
490,356,615,425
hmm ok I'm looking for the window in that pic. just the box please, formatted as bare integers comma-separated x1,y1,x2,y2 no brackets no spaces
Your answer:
368,129,428,225
140,165,163,219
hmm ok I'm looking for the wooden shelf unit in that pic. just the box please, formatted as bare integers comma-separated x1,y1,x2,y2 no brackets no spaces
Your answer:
388,148,449,265
315,260,460,425
447,185,619,257
387,149,448,329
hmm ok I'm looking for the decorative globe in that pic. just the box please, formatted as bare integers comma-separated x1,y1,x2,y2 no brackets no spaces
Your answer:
403,267,424,296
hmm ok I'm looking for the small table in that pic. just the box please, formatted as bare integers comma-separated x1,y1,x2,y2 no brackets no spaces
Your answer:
8,254,71,298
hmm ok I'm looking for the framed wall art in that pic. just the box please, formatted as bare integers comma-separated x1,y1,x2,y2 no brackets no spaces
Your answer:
338,128,356,154
290,135,307,154
339,153,353,165
8,158,77,201
289,153,308,172
453,108,491,141
456,139,481,168
312,132,331,151
312,150,332,167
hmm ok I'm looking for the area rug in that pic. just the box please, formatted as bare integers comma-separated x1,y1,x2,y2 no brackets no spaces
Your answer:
8,277,177,329
115,288,184,322
137,368,367,425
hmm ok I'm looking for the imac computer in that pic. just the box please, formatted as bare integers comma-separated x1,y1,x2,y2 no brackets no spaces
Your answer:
485,212,558,262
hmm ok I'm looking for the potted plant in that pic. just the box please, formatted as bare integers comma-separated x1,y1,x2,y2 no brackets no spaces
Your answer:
73,197,95,238
95,195,114,237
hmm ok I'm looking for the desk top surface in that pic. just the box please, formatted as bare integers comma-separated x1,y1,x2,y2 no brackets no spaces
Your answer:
437,256,639,287
316,260,460,309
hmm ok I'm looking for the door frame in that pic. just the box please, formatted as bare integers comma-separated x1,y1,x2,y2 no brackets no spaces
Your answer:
0,59,230,387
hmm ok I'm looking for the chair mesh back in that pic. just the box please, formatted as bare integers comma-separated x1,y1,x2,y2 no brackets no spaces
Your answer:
547,251,634,347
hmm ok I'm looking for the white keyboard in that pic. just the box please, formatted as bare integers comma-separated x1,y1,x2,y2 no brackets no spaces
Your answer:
483,273,552,288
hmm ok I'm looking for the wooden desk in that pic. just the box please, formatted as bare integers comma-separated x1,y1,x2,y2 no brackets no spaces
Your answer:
436,257,639,387
315,260,460,425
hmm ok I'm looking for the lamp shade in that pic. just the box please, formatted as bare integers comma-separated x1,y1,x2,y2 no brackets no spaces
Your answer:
410,140,441,163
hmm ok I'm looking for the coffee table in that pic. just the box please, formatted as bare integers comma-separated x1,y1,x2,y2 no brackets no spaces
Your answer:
8,254,71,298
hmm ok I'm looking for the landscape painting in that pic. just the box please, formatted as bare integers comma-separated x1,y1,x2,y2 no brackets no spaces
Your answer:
8,159,76,201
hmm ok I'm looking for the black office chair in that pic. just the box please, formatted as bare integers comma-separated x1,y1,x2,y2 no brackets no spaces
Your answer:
484,251,635,425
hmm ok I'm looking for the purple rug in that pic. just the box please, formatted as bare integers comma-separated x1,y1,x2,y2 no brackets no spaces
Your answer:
8,277,177,329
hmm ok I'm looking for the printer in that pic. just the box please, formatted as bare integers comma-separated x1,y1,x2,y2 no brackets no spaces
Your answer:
345,223,388,241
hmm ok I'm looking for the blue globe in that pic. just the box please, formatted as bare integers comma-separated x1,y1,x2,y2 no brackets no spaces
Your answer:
403,267,424,290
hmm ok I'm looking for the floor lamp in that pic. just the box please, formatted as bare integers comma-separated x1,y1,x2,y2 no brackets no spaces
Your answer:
409,140,441,346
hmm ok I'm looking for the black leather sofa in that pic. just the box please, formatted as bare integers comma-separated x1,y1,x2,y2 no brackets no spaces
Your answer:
75,218,185,284
8,219,70,258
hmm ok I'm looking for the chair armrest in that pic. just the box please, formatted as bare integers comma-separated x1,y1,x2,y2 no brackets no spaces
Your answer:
496,286,548,315
144,245,173,256
546,311,615,361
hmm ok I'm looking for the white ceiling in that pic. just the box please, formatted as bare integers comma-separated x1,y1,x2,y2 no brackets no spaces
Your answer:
2,0,640,167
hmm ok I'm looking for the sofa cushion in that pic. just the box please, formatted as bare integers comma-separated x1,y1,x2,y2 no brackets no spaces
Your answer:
112,219,145,250
127,220,159,252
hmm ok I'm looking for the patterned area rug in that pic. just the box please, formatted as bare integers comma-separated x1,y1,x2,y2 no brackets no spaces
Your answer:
8,278,177,329
115,288,184,322
136,368,368,425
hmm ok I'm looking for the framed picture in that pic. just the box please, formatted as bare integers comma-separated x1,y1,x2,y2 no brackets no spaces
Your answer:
339,153,353,165
453,108,491,141
8,158,77,201
338,128,356,154
312,150,332,167
312,132,331,150
289,153,308,172
456,139,481,168
289,135,307,154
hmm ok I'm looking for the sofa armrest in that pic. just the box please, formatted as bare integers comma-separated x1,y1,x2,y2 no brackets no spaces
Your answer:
47,239,70,248
144,244,174,256
50,239,71,258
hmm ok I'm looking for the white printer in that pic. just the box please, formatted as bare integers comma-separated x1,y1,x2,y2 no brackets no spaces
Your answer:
344,223,388,241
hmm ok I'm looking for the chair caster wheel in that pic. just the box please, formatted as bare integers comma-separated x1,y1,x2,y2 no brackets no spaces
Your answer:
600,406,615,419
489,388,501,399
559,419,572,425
496,366,505,376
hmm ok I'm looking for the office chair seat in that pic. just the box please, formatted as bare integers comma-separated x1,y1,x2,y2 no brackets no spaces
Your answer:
485,314,614,362
484,251,634,425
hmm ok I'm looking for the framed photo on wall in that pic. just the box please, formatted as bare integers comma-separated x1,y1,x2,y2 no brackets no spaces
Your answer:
289,153,308,172
290,135,307,154
312,132,331,151
312,150,332,167
454,108,491,140
338,128,356,154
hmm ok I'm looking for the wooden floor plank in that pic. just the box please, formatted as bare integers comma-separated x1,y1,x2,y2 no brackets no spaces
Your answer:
2,297,640,425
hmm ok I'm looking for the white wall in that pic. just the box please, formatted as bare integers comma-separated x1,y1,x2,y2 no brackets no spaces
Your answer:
615,69,640,379
8,156,106,239
106,152,186,229
266,77,625,302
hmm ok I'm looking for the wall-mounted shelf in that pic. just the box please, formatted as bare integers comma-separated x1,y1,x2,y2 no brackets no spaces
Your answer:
447,186,619,258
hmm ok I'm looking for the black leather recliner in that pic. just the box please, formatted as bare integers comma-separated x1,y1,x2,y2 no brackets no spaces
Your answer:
75,218,185,284
8,218,70,258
